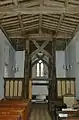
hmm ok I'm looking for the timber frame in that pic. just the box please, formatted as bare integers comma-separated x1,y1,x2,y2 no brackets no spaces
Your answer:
0,0,79,51
1,1,79,119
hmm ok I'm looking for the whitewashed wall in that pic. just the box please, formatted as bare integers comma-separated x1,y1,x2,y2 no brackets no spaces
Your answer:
15,51,25,77
65,31,79,99
0,29,15,99
56,51,66,77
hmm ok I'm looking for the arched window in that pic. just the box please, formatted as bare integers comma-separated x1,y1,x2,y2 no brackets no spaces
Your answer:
36,60,44,77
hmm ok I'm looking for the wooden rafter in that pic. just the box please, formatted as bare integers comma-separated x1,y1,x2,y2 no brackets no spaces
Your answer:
9,33,71,40
18,14,25,37
0,0,79,50
64,0,69,12
55,13,64,34
39,0,44,35
12,0,18,6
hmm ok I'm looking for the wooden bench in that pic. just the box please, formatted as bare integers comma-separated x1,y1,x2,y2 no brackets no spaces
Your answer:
0,115,21,120
0,99,31,120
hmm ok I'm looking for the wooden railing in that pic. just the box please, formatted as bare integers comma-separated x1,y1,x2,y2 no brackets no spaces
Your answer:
28,79,32,100
4,78,24,99
57,78,76,98
4,77,32,100
4,77,75,99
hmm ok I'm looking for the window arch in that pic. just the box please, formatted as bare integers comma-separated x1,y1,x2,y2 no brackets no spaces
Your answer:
36,60,44,77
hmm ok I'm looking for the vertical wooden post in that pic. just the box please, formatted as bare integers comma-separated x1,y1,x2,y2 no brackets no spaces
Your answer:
24,50,29,99
28,79,32,100
48,58,52,79
29,58,32,78
48,39,57,120
24,40,32,99
51,39,57,101
23,39,29,99
48,58,52,110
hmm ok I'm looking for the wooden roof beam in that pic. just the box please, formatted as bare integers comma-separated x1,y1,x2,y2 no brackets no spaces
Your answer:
55,14,64,34
42,25,56,31
18,14,24,35
0,1,13,6
38,0,44,35
68,0,79,6
64,0,69,12
20,1,40,8
43,16,59,22
0,6,79,15
60,26,75,31
6,23,38,32
59,28,73,33
12,0,18,6
43,22,58,27
61,22,77,28
9,33,71,40
23,19,39,24
10,36,25,39
71,24,79,39
2,21,19,26
6,28,21,32
64,17,79,23
43,19,58,24
44,0,64,7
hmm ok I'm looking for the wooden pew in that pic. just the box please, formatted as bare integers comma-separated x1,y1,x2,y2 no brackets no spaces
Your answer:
0,109,25,120
0,114,22,120
0,99,31,120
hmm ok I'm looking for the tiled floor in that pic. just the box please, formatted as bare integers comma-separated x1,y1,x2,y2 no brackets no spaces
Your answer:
30,103,52,120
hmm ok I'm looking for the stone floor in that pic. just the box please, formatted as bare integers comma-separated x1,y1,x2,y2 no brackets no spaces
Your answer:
30,103,52,120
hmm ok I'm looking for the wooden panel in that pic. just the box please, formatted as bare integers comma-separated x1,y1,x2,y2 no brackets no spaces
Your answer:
29,80,32,100
5,81,9,96
57,81,61,97
62,80,65,95
10,81,13,97
14,81,17,96
4,78,24,99
18,81,22,96
66,81,70,94
71,81,75,95
57,78,75,98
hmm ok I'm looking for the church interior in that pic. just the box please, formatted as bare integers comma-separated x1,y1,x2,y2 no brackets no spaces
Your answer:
0,0,79,120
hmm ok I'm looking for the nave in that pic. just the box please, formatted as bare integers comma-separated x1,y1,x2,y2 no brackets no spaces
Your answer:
30,103,51,120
